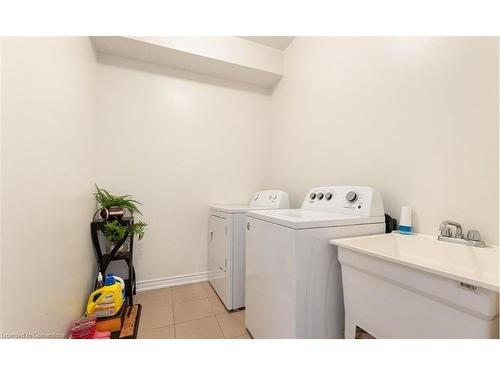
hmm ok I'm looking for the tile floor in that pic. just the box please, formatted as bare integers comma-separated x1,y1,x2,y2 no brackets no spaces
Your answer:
135,281,251,339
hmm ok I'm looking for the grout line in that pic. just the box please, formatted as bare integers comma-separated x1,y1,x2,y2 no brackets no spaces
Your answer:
172,281,206,291
173,300,214,325
139,324,175,338
173,296,211,306
172,297,176,322
141,283,233,339
213,310,227,339
174,315,214,325
141,324,175,332
174,314,223,333
169,287,176,338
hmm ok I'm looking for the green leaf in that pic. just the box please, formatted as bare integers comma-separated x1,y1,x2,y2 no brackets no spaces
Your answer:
94,184,143,215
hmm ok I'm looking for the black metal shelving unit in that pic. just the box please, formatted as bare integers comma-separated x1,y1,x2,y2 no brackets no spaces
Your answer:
90,217,136,306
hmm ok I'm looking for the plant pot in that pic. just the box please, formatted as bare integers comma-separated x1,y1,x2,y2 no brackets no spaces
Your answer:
100,206,124,220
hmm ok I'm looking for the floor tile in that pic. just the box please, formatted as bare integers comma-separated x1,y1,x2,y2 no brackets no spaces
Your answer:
139,325,175,339
173,283,208,304
208,296,228,315
216,310,247,338
174,281,206,290
139,305,174,331
174,299,213,323
138,287,172,295
201,282,218,298
135,288,172,308
231,333,251,339
175,316,224,339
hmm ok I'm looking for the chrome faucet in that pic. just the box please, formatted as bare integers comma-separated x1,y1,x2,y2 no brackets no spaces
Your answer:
438,220,485,247
439,220,463,238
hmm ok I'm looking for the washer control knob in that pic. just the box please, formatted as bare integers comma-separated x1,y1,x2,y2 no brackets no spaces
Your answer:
346,191,358,203
325,192,333,200
309,192,316,200
317,192,324,200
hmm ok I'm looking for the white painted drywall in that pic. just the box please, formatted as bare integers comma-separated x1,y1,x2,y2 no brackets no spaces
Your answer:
95,53,271,282
1,37,97,336
132,37,283,74
268,37,499,245
91,37,283,89
238,36,295,51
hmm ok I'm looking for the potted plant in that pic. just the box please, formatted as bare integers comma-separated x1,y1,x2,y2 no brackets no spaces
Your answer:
94,184,148,254
94,184,142,220
103,220,148,255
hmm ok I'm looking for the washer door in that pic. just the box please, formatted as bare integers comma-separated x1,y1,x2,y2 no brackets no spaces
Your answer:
208,214,230,308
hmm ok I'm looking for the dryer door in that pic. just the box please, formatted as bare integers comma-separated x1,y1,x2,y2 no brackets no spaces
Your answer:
208,214,230,308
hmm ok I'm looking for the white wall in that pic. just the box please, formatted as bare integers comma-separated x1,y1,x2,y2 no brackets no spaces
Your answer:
95,54,271,283
130,37,283,74
1,37,97,336
269,37,499,245
91,37,283,89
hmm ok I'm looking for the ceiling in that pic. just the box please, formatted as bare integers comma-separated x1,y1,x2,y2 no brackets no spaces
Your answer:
238,36,295,50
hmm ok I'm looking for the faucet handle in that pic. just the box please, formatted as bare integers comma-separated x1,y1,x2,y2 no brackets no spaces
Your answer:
439,220,463,238
439,226,451,237
466,230,482,242
439,222,451,237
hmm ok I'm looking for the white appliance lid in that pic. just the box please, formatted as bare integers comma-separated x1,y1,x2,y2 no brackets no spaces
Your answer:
246,209,385,229
210,204,278,213
210,190,289,213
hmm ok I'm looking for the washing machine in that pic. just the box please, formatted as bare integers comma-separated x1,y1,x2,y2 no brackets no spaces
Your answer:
245,186,385,338
208,190,289,311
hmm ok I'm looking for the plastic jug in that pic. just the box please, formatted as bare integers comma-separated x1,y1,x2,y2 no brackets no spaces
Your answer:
86,274,124,318
112,275,126,300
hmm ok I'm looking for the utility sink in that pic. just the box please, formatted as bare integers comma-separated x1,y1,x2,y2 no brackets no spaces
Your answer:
330,232,499,339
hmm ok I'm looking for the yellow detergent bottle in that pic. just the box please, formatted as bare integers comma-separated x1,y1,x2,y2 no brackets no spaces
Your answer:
86,274,124,318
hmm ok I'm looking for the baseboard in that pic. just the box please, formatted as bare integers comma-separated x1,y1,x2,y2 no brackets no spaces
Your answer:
136,271,209,292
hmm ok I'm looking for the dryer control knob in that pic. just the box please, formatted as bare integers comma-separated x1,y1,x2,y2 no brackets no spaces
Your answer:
325,192,333,200
309,192,316,200
317,192,324,200
346,191,358,203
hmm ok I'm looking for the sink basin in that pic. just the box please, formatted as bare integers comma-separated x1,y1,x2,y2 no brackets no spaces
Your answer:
330,232,499,339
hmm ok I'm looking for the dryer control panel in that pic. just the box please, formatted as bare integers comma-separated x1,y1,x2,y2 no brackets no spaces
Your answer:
301,186,384,217
249,190,290,209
